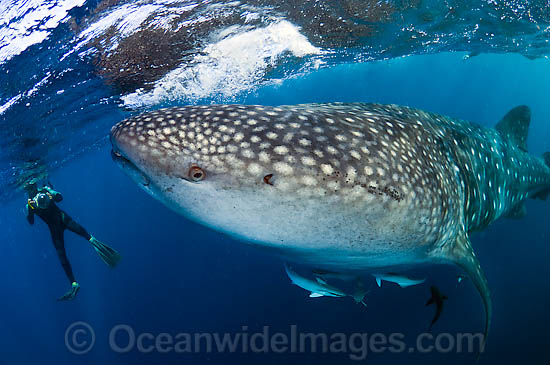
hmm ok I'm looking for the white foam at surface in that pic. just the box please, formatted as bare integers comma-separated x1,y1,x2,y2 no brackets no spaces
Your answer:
0,72,51,115
0,0,86,63
122,20,322,107
74,0,199,52
0,1,321,112
0,0,200,63
0,94,22,115
26,73,52,97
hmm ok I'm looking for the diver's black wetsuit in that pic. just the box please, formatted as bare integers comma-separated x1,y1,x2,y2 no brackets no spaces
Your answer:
26,190,91,284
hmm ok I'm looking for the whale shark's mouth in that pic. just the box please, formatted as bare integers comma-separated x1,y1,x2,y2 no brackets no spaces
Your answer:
110,149,150,187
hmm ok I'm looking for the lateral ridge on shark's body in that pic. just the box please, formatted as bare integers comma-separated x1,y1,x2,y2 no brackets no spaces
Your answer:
110,103,550,349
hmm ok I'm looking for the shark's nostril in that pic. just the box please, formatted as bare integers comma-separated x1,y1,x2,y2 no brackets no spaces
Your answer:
141,173,150,186
110,149,121,161
110,146,150,187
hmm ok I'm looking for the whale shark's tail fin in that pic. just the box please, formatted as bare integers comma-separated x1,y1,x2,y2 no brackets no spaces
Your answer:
431,233,491,357
495,105,530,152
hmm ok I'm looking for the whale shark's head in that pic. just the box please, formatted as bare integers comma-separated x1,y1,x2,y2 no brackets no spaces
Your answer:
110,104,459,267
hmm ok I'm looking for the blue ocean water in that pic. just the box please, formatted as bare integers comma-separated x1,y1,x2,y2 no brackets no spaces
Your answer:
2,52,550,364
1,1,550,364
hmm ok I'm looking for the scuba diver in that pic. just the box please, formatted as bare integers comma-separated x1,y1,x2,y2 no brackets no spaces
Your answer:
24,181,121,301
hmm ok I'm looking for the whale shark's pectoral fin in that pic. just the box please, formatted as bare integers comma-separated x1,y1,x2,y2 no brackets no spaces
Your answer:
505,202,526,219
309,293,324,298
432,234,491,353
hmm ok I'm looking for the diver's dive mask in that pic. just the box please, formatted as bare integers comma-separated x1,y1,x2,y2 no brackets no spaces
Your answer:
33,192,51,209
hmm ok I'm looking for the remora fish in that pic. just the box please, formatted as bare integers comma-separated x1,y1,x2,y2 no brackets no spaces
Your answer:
372,273,426,288
426,285,448,330
284,263,347,298
110,103,550,346
286,264,369,305
350,279,369,307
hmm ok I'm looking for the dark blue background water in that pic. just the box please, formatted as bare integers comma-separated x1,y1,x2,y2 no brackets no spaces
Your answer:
1,53,549,364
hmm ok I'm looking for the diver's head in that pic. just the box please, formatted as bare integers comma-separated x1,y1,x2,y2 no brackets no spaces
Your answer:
34,192,51,209
24,181,38,198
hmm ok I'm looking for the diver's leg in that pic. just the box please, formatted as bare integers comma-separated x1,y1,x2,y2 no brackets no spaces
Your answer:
51,230,76,284
62,211,121,268
50,228,80,301
61,212,91,240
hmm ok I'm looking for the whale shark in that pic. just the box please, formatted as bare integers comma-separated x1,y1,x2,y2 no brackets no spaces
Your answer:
110,103,550,347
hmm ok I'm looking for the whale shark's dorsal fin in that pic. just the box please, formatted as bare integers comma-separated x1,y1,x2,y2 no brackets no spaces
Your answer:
495,105,531,152
431,233,491,354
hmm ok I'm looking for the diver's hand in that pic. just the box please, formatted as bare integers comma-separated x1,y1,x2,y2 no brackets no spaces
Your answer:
57,282,80,301
42,186,58,196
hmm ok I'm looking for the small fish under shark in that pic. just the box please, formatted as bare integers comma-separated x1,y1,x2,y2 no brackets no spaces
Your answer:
372,273,425,288
110,102,550,349
426,285,448,331
314,269,425,288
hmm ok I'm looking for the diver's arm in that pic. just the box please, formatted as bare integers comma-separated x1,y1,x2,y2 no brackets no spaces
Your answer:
42,186,63,202
26,201,35,225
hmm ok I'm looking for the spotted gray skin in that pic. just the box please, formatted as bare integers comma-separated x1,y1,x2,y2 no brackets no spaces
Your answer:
110,103,550,345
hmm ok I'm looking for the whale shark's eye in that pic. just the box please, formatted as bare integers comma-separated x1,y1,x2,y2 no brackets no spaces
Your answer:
188,165,205,182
